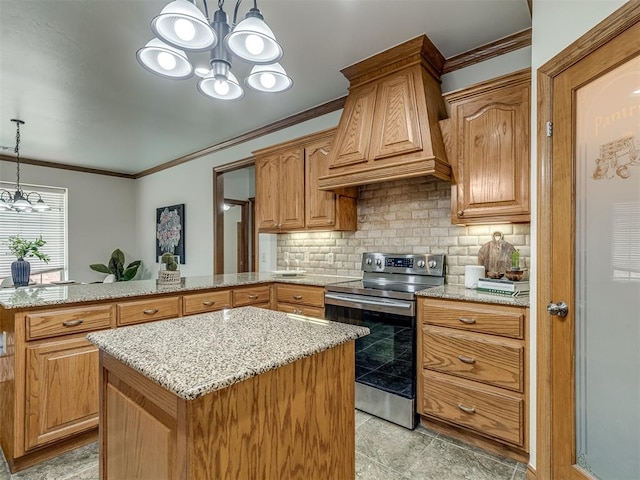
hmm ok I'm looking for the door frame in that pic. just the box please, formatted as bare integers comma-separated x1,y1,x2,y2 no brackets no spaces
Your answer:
212,157,254,275
536,3,640,479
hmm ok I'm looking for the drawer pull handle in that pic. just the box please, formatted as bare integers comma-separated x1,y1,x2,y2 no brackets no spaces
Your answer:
293,295,303,300
202,301,215,306
248,294,259,300
62,319,83,327
458,317,476,324
143,309,159,315
458,355,476,364
458,404,476,414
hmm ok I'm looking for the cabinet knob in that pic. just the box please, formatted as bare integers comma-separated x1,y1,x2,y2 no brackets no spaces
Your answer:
248,294,258,300
458,403,476,414
458,355,476,365
202,301,215,306
143,309,159,315
293,295,303,300
457,210,464,216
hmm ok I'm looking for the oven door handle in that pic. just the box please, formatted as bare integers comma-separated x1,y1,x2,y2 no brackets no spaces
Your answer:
324,293,413,310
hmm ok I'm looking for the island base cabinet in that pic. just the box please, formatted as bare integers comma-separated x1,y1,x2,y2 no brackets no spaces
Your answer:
100,342,356,479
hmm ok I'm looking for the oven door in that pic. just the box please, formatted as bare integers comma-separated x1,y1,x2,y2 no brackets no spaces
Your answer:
324,293,416,400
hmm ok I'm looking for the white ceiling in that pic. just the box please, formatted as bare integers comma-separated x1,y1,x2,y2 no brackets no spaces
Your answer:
0,0,531,175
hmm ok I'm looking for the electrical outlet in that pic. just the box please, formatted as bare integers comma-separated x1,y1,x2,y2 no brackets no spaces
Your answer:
326,253,334,265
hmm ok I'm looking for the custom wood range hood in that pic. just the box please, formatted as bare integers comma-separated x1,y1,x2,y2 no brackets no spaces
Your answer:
318,35,451,192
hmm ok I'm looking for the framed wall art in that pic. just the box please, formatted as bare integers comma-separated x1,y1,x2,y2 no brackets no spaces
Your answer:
156,203,185,263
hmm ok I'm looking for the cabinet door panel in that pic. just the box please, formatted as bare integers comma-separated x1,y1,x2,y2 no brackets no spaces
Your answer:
278,147,305,229
26,337,99,450
255,154,280,230
370,70,422,160
305,138,336,228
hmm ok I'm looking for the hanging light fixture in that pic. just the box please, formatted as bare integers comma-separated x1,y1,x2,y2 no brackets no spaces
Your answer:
0,119,50,213
136,0,293,101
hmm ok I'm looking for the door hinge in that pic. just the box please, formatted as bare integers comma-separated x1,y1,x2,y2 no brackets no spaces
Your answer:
546,121,553,137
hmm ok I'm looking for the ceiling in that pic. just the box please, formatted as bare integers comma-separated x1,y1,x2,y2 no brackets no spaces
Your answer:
0,0,531,175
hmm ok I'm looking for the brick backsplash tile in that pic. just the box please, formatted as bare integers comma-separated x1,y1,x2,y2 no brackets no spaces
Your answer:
276,177,530,285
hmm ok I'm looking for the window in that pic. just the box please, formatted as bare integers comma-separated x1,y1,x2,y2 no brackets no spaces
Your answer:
0,182,67,284
612,202,640,279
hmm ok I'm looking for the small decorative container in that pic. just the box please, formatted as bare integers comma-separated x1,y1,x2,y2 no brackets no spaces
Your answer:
158,254,180,285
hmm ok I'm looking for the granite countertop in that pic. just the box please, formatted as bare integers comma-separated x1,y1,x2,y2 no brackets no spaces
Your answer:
0,273,360,309
87,306,369,400
416,284,530,307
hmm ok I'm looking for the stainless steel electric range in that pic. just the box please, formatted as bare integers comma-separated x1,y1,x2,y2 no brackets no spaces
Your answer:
324,253,445,429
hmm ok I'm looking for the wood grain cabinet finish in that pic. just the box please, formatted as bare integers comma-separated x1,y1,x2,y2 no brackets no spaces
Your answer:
444,69,531,225
232,285,271,308
182,290,232,315
116,296,181,326
275,283,325,318
25,337,100,450
254,129,356,233
417,297,528,460
26,305,114,340
255,146,305,232
317,36,451,191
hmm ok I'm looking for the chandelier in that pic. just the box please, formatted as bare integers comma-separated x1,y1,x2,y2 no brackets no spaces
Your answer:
136,0,293,101
0,119,50,213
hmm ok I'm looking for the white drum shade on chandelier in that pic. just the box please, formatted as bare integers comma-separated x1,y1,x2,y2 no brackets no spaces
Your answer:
136,0,293,101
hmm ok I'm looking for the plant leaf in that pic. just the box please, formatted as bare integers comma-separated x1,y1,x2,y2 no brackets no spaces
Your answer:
122,267,138,281
112,249,125,266
90,264,111,274
126,260,142,269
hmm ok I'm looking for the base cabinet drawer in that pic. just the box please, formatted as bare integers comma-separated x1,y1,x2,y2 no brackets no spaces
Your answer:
275,284,325,308
421,370,524,446
422,325,523,391
183,290,232,315
117,297,181,326
25,337,99,450
232,286,271,307
26,305,113,340
277,303,325,319
421,300,524,339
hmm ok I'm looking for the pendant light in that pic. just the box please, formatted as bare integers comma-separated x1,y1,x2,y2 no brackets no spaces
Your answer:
0,119,50,213
136,0,292,101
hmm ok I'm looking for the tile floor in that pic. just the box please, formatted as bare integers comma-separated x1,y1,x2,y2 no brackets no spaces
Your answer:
0,411,527,479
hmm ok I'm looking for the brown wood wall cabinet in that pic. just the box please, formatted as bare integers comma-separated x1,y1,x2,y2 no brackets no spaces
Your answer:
317,35,451,191
0,283,280,473
254,128,357,233
443,69,531,225
417,297,528,463
275,283,325,318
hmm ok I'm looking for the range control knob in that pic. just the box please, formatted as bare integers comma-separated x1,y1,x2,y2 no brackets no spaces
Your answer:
417,260,426,268
375,259,383,266
365,258,373,265
428,260,438,269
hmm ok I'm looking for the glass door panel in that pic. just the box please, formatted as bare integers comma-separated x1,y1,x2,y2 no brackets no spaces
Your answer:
574,55,640,479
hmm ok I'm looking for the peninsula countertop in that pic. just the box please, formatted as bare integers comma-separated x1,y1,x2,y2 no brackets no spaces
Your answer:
0,272,360,309
416,284,530,307
87,306,369,400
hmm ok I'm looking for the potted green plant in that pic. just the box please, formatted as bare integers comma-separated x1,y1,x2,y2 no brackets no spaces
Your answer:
158,253,180,284
7,235,50,286
505,249,525,281
90,249,141,282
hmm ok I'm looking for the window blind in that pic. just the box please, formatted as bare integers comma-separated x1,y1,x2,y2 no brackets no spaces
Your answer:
612,202,640,278
0,182,67,279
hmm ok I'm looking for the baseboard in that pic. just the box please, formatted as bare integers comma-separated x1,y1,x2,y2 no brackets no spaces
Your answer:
527,465,536,479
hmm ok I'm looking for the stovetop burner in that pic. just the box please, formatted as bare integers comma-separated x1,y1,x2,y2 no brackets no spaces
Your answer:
326,253,446,300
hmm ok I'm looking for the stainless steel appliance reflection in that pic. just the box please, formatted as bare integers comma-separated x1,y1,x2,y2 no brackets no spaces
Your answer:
324,253,445,429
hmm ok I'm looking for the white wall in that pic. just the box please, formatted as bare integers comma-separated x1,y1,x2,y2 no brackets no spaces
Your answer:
0,162,137,283
135,111,342,278
529,0,628,470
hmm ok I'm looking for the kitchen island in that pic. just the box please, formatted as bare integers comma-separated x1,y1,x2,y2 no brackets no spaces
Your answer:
0,273,358,473
87,307,369,480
